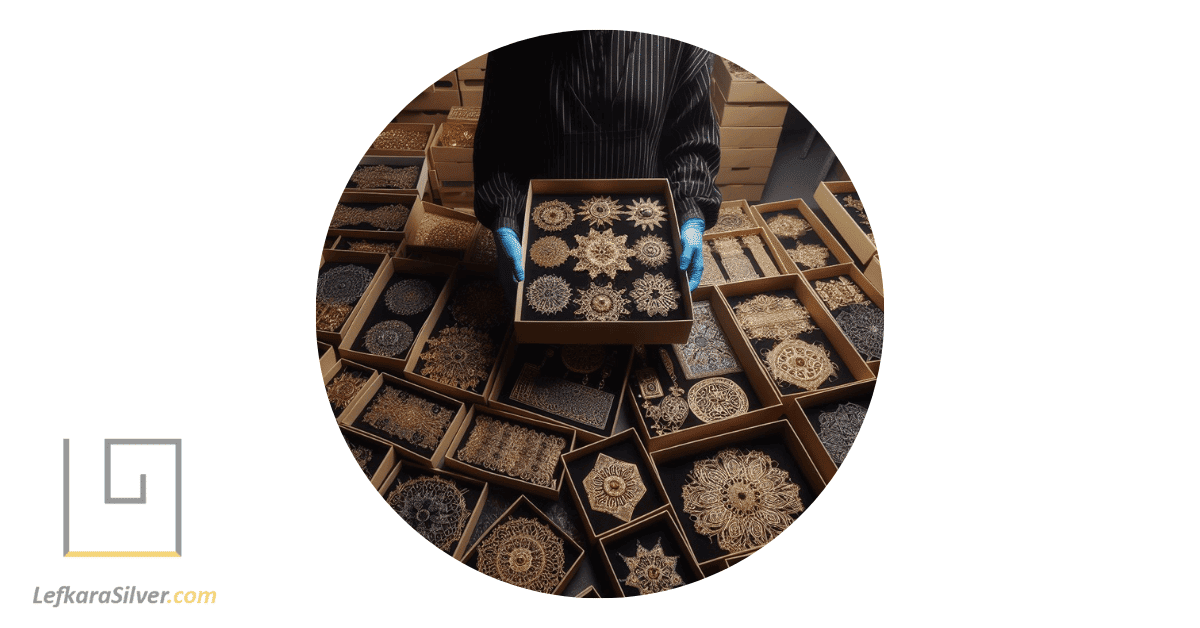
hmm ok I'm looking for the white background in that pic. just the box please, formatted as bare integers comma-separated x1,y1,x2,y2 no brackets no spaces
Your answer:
68,442,177,552
2,1,1197,626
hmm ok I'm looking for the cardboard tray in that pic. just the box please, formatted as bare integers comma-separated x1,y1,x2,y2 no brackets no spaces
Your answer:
804,263,885,372
443,405,576,500
403,199,478,257
561,428,674,543
340,427,397,490
346,155,430,199
460,495,584,595
340,371,468,469
315,250,389,345
430,120,477,164
783,379,877,483
595,506,705,596
752,197,855,276
329,191,417,239
376,463,489,560
365,122,435,157
814,181,876,264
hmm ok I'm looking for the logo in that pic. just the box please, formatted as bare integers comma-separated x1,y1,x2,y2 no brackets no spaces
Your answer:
62,439,182,557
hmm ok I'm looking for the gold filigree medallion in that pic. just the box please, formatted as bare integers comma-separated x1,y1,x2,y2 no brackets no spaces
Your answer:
475,517,567,594
765,339,837,391
681,448,804,553
526,275,572,315
574,282,630,322
621,539,685,595
633,234,672,268
687,377,749,423
418,325,495,390
387,475,468,551
532,200,574,232
570,228,635,280
788,243,830,269
583,453,647,522
577,195,625,227
765,214,810,239
630,272,680,317
625,197,667,231
385,278,435,316
529,236,570,268
814,276,867,310
363,320,415,357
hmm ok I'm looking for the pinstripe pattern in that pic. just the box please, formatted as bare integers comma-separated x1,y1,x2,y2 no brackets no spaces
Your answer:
474,31,722,234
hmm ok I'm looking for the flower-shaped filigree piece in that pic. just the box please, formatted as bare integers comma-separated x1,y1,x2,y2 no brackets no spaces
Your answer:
385,278,435,316
681,448,804,553
578,195,625,227
574,282,630,322
316,264,374,305
418,325,495,390
629,272,680,318
570,228,635,280
363,320,415,357
326,370,368,411
835,303,883,361
687,377,749,423
766,214,810,239
475,517,567,594
529,236,570,268
387,475,469,551
788,243,830,269
621,539,685,595
532,200,574,232
526,275,572,315
625,197,667,231
765,339,836,391
582,453,647,523
633,234,672,268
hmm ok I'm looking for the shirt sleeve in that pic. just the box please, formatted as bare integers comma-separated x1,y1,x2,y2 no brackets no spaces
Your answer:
472,44,532,234
660,47,722,231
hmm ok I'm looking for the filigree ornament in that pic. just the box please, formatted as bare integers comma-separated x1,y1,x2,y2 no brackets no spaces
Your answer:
630,272,680,317
583,453,647,523
687,377,749,423
532,200,574,232
317,264,374,304
625,197,667,231
788,243,830,269
510,364,613,429
711,237,759,282
385,278,435,316
349,443,373,474
621,539,685,595
743,235,779,277
673,301,742,379
439,122,475,147
635,367,664,399
816,402,868,466
316,300,353,332
577,195,625,227
330,203,409,230
456,416,565,488
417,214,473,249
575,282,630,322
733,294,816,340
643,348,689,435
419,325,495,390
529,236,570,268
814,276,868,311
842,194,865,212
363,320,415,357
681,448,804,553
766,214,810,239
350,164,419,189
526,275,572,315
711,204,752,233
326,370,369,411
835,303,884,361
450,280,506,329
699,241,725,287
561,345,605,374
343,239,399,255
570,228,635,280
765,339,837,391
372,127,430,151
387,476,469,552
476,517,567,594
361,385,452,449
633,234,672,268
470,227,498,264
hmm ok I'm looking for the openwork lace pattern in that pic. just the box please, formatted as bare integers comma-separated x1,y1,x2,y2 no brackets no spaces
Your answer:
621,539,685,595
385,278,435,316
687,377,749,423
530,236,570,268
814,276,867,310
835,303,883,361
331,203,409,230
629,272,680,317
574,282,630,322
317,264,375,304
673,301,742,379
316,301,353,332
361,385,453,450
456,416,565,488
681,448,804,553
816,402,868,466
712,237,759,282
350,164,419,189
570,228,634,280
526,275,572,315
733,294,816,340
509,364,613,429
416,214,473,249
742,235,779,277
372,128,430,151
363,320,415,357
582,453,646,522
577,195,625,227
633,234,672,268
326,370,369,411
475,517,567,594
625,197,667,231
532,200,574,232
699,241,726,287
765,339,837,391
766,214,810,239
710,204,753,233
387,475,469,551
788,243,830,269
418,325,495,390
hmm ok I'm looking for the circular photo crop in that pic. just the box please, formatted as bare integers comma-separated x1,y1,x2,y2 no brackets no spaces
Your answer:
317,30,883,598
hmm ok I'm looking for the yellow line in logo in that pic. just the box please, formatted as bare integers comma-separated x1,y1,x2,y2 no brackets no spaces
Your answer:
65,551,180,557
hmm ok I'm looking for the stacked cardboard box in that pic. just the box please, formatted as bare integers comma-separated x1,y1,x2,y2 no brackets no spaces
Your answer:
429,106,479,209
710,57,788,204
456,53,487,107
393,71,463,125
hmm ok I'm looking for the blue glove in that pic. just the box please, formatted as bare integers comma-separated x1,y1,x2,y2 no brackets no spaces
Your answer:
495,227,525,282
678,218,705,292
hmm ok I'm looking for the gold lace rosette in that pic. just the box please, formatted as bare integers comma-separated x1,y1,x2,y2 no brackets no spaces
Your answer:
532,200,575,232
475,517,567,594
765,339,837,391
625,197,667,231
681,448,804,553
387,475,469,551
570,228,635,280
418,325,495,390
621,539,685,595
577,195,625,227
582,453,647,523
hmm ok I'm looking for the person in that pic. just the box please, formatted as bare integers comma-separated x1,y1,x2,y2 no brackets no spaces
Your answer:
472,30,722,302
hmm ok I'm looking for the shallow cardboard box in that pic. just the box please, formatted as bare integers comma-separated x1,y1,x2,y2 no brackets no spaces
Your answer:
562,429,673,543
342,372,467,469
340,427,397,490
863,252,883,296
329,192,416,240
708,199,758,234
377,463,488,560
324,359,379,424
715,275,875,402
712,57,786,103
337,257,455,373
403,199,478,257
459,79,484,107
785,379,876,484
348,155,430,199
461,495,583,595
316,250,389,345
814,181,876,264
715,165,772,185
331,234,405,257
514,178,694,345
752,198,855,276
720,146,778,169
718,183,765,203
701,225,788,289
403,85,461,112
720,125,783,148
318,340,336,376
444,405,576,500
487,341,633,445
650,419,825,574
595,506,705,596
431,120,477,163
626,297,783,452
805,262,885,373
365,123,435,157
711,78,788,127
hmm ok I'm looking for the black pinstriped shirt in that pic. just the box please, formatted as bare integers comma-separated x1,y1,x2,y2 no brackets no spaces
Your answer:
473,31,722,234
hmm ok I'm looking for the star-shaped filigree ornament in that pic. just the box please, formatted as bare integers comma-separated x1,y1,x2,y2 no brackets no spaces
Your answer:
629,272,680,317
621,539,685,595
625,197,667,231
574,282,630,322
577,195,625,227
570,228,634,280
582,453,647,522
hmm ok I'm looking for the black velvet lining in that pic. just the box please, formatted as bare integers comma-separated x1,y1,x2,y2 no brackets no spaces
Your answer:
629,337,764,433
340,429,389,479
804,391,875,467
329,199,414,233
561,552,614,598
726,289,853,396
497,344,631,435
462,500,584,581
808,275,882,362
411,276,509,395
466,485,589,550
761,208,841,267
380,468,485,556
327,363,374,415
347,382,461,457
563,438,666,536
316,262,377,324
348,272,449,370
655,435,818,564
602,518,701,595
707,234,778,277
521,193,687,322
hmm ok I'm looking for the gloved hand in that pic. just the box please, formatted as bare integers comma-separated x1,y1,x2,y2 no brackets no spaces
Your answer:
495,227,525,282
678,218,705,292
